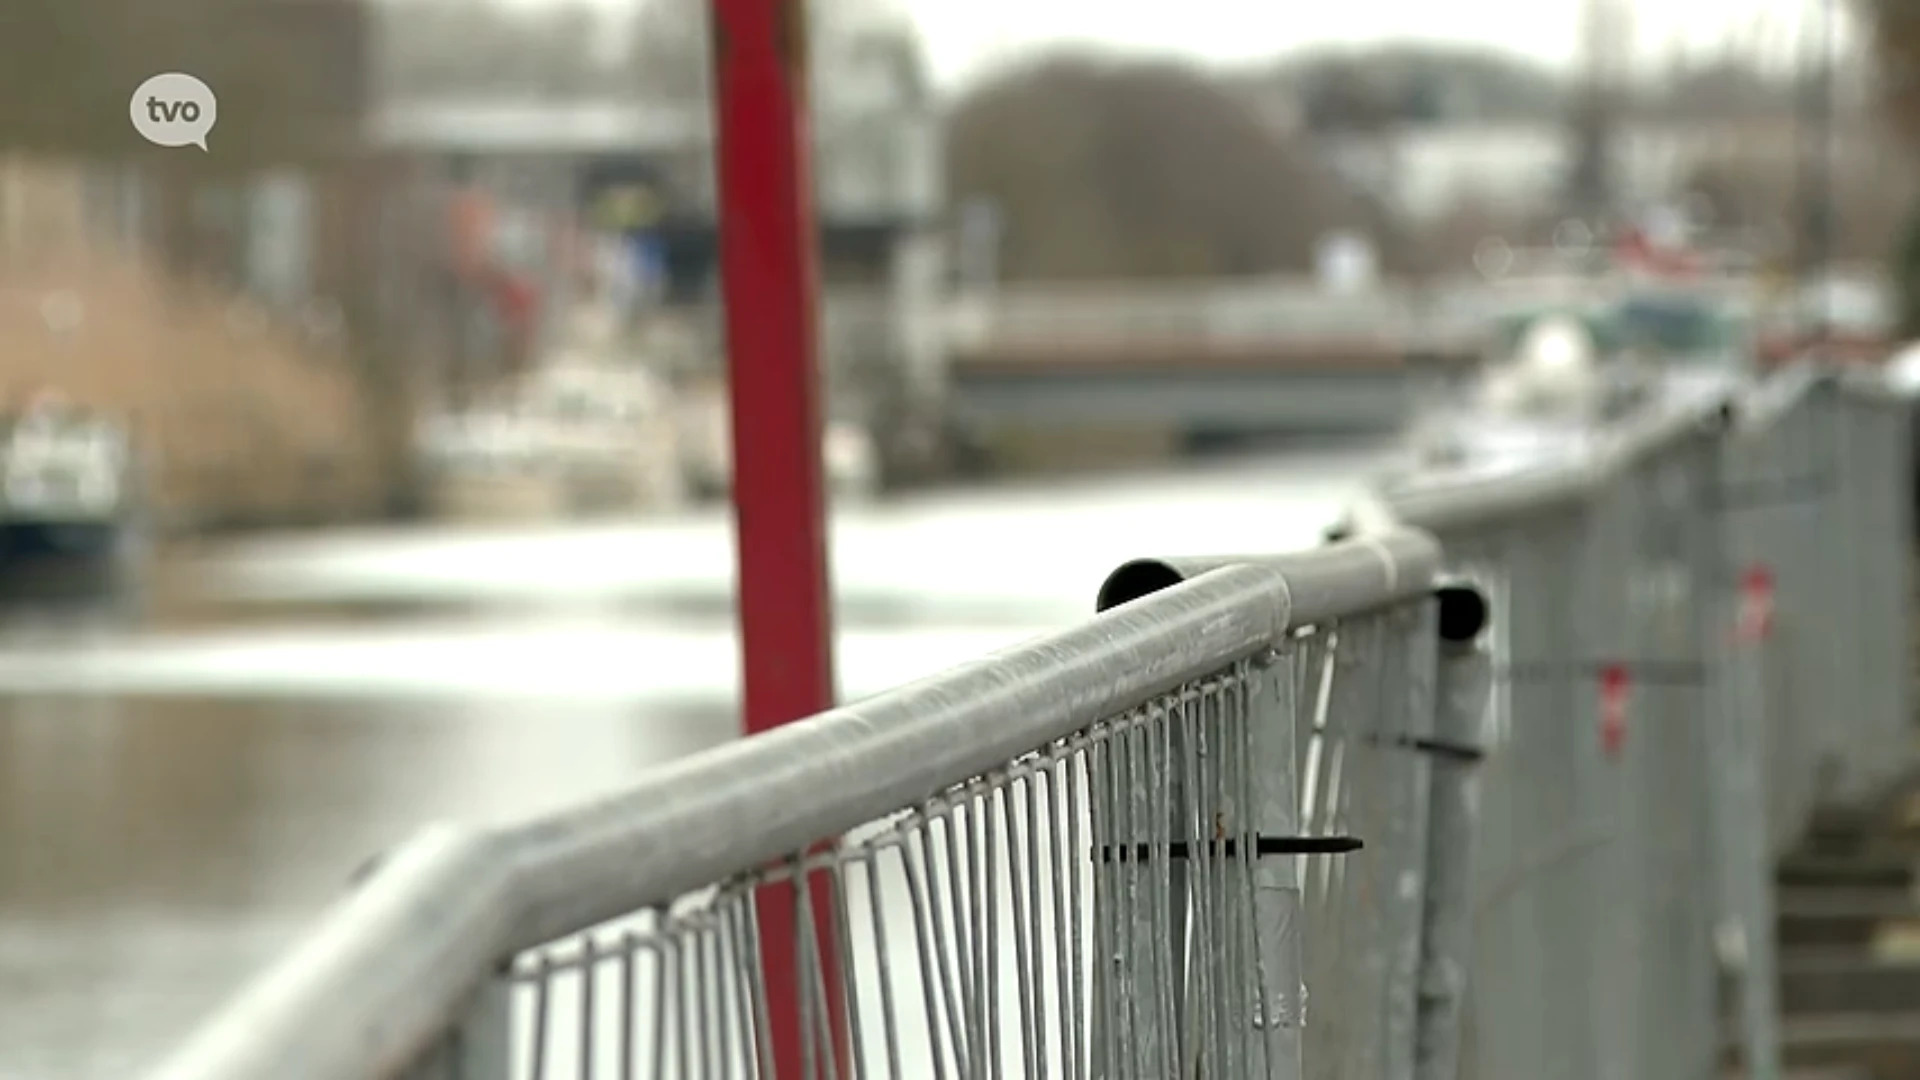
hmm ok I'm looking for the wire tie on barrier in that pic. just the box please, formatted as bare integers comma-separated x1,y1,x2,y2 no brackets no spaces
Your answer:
1361,731,1486,764
1092,835,1363,863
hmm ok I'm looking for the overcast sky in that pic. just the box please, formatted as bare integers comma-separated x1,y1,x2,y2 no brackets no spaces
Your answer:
477,0,1853,91
909,0,1851,89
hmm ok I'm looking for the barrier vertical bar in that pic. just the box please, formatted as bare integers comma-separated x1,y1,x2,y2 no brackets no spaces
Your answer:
1649,458,1720,1080
1718,569,1785,1080
707,0,842,1076
1412,586,1492,1080
1379,600,1438,1080
1250,645,1306,1080
1858,387,1913,794
1165,704,1191,1074
1543,517,1601,1080
1689,406,1782,1080
1882,385,1917,791
1584,474,1637,1080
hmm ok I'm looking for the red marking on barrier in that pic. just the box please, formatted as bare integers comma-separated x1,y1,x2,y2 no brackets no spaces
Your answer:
1737,563,1776,644
1599,663,1630,759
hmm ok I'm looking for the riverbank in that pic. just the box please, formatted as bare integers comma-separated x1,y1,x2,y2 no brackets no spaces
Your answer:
0,252,399,534
0,159,406,537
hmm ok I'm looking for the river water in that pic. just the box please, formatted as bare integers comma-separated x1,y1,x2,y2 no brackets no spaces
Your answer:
0,447,1384,1080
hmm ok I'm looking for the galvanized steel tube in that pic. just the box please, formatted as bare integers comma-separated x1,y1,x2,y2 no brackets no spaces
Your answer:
1411,585,1492,1080
147,530,1441,1080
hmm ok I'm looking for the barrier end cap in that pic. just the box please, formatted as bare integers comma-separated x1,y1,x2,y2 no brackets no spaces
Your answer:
1436,584,1489,644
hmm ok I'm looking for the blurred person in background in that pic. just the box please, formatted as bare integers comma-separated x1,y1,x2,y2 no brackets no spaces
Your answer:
593,229,639,327
443,166,549,382
487,261,542,374
441,159,496,392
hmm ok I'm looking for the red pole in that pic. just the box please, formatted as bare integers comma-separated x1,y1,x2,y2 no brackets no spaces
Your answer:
707,0,843,1076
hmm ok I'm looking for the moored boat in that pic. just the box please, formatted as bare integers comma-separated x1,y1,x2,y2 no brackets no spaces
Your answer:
0,392,141,589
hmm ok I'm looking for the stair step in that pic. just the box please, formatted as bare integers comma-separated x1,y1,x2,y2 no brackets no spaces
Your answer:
1806,804,1904,839
1774,1012,1920,1073
1781,1006,1920,1037
1720,1060,1866,1068
1807,788,1920,835
1799,830,1920,861
1780,888,1920,950
1802,780,1920,848
1799,830,1920,865
1781,889,1920,917
1783,951,1920,1014
1779,855,1918,891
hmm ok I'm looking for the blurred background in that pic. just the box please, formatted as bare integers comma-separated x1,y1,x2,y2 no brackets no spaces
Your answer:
0,0,1913,1076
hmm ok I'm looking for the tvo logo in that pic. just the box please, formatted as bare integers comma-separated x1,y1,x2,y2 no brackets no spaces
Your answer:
130,73,217,151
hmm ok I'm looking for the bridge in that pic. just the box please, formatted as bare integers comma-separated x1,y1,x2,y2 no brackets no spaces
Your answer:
935,279,1486,438
140,364,1920,1080
811,268,1891,464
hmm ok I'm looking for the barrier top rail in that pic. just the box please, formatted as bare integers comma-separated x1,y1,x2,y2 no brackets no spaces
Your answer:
1352,388,1737,535
147,530,1444,1080
1360,365,1899,540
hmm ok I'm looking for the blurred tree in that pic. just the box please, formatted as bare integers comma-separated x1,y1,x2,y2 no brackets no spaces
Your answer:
1860,0,1920,146
1677,142,1910,264
1681,152,1786,236
1250,46,1564,128
1298,66,1398,134
1247,43,1802,133
1406,191,1527,274
946,56,1361,281
1398,76,1446,125
1646,55,1792,121
1855,0,1920,331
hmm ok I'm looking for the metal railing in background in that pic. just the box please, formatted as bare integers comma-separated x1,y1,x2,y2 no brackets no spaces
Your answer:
141,364,1914,1080
1361,367,1914,1080
938,273,1890,360
761,272,1894,375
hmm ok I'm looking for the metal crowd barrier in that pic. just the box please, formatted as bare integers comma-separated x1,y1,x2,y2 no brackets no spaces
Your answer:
142,365,1914,1080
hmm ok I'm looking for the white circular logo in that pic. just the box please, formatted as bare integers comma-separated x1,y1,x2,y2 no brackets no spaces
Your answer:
1472,237,1514,280
130,73,217,151
1552,219,1594,256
